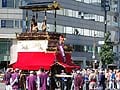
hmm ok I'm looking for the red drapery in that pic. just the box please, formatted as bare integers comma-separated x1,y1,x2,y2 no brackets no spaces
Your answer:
11,52,80,72
12,52,56,70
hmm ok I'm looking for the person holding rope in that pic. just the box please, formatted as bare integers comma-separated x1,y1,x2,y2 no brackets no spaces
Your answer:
10,68,20,90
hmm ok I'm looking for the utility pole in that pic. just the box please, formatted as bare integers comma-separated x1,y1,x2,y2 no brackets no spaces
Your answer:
101,0,110,36
99,0,110,69
104,9,107,34
92,32,96,60
92,32,96,69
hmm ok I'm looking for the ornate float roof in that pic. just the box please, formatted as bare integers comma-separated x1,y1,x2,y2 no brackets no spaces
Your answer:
19,1,62,11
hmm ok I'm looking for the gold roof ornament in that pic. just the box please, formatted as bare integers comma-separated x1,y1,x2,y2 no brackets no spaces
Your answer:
48,1,61,9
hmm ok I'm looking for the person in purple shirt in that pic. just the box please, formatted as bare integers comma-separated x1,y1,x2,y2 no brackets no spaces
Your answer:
37,68,48,90
10,68,20,90
26,71,37,90
74,70,84,90
3,68,12,90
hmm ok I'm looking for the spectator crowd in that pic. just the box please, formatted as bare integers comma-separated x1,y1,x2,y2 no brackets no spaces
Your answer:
2,67,120,90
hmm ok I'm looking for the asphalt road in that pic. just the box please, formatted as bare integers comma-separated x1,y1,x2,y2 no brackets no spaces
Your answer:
0,82,5,90
0,82,118,90
0,82,61,90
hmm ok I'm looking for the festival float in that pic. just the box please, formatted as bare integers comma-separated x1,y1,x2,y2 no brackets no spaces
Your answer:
10,1,80,74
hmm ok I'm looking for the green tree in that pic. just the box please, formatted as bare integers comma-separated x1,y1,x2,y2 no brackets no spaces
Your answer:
99,32,114,65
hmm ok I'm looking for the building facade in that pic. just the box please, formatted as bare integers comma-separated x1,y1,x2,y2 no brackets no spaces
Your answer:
0,0,120,68
0,0,23,68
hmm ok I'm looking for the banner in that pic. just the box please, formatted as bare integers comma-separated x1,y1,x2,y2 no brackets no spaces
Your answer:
17,40,48,52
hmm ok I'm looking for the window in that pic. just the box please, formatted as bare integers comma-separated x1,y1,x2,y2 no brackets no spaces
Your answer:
76,0,101,5
2,0,20,8
79,28,84,35
15,20,19,28
64,9,68,16
2,0,7,7
1,20,6,28
78,12,84,19
73,45,84,52
0,41,11,55
113,16,117,22
15,0,20,8
7,0,14,8
76,0,83,2
48,24,55,32
84,13,90,19
73,44,99,53
73,11,78,18
39,23,104,37
87,46,93,52
48,8,104,23
79,12,104,22
64,9,73,17
6,20,14,28
99,16,104,22
114,1,118,4
68,9,73,17
1,19,22,28
2,0,14,8
1,20,14,28
91,0,100,5
56,25,64,33
65,27,73,34
57,9,64,15
20,20,23,28
84,0,89,3
84,29,90,36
